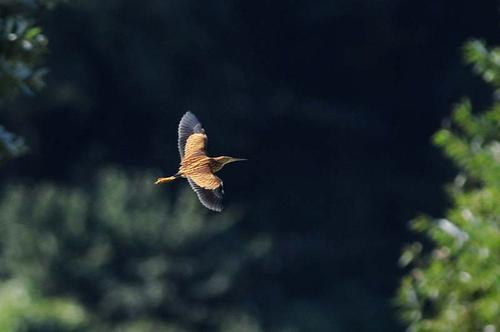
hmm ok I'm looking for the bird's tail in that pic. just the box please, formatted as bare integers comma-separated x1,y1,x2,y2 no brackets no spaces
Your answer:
155,174,180,185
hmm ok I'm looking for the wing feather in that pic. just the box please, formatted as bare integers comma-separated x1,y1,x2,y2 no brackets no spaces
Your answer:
184,133,207,158
188,170,222,190
187,178,224,212
178,111,205,158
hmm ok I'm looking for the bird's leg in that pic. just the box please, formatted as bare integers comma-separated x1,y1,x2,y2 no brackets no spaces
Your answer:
155,174,179,185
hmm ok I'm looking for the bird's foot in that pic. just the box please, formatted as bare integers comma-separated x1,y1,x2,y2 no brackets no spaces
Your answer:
154,176,177,185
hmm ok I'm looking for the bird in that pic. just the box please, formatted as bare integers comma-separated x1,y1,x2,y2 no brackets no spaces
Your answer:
155,111,246,212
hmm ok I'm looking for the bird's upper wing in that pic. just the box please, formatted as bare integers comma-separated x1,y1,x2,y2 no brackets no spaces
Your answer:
184,133,207,158
178,111,206,158
187,177,224,212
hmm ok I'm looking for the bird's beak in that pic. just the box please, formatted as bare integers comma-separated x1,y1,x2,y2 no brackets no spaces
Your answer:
229,157,247,163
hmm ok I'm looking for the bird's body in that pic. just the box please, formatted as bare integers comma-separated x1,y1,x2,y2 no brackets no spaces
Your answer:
155,112,245,212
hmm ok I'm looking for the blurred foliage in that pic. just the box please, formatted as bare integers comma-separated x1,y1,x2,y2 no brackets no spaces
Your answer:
397,40,500,331
0,125,26,163
0,0,62,162
0,14,48,98
0,168,268,332
0,279,87,332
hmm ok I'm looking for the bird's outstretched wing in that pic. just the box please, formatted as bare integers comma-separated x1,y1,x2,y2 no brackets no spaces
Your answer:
184,133,207,158
178,111,206,158
178,111,223,212
188,168,222,189
187,177,224,212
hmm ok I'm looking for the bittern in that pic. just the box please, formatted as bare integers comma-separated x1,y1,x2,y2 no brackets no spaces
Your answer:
155,111,245,212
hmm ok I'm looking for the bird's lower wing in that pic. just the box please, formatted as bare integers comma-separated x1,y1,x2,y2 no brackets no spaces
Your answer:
187,178,224,212
188,170,222,190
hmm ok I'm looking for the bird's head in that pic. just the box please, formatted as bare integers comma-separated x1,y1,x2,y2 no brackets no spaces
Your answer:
213,156,246,170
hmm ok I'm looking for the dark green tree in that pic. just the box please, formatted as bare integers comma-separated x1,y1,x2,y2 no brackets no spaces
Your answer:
0,279,86,331
0,168,268,332
397,40,500,331
0,0,61,162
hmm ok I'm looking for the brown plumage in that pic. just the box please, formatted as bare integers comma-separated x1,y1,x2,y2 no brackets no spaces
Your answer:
155,111,245,212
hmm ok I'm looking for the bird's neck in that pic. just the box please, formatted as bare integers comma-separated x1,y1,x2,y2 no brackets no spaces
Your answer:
209,158,225,173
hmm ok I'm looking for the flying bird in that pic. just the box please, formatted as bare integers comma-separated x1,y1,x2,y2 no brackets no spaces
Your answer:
155,111,245,212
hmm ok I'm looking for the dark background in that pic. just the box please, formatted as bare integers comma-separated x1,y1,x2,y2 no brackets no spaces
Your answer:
2,1,499,330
